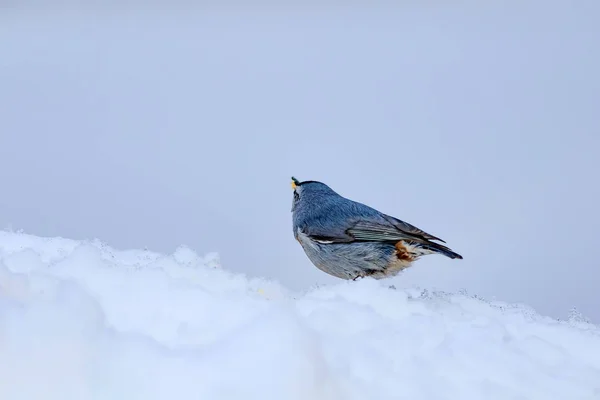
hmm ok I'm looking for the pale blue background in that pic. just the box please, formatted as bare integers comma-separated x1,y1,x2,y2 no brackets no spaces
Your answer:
1,2,598,322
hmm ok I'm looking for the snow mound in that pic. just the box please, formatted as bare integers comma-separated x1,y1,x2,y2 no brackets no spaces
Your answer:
0,231,599,400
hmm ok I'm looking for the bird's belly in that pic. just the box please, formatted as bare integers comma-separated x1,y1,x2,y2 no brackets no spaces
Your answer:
296,230,398,279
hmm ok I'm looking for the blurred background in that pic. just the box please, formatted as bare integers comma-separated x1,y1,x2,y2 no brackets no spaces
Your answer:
1,1,598,322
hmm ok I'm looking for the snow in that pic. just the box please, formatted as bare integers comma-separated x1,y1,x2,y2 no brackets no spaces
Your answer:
1,231,599,400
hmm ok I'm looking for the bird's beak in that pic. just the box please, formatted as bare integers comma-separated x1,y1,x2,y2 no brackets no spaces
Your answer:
291,176,299,190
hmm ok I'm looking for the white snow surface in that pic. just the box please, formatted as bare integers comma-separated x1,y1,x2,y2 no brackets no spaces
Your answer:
0,232,599,400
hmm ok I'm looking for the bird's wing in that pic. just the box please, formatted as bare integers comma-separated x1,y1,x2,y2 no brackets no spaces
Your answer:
298,198,445,245
301,224,355,244
382,214,445,242
302,215,444,245
346,215,445,244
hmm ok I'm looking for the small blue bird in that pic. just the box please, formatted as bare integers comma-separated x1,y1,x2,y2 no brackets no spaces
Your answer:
291,177,462,280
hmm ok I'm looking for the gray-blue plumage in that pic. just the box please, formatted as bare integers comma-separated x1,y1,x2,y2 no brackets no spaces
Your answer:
291,177,462,280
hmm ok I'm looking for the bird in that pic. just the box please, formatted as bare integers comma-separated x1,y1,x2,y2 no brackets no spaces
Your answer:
290,177,462,281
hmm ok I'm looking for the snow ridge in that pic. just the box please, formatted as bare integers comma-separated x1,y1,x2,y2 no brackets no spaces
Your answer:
0,231,599,400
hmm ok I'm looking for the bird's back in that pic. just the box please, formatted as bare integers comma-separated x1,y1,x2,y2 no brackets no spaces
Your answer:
293,187,386,239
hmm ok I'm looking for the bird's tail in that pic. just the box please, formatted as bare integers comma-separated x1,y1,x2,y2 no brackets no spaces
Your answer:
408,240,463,260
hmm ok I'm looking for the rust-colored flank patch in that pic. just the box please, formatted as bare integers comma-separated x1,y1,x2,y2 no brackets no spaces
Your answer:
394,241,414,262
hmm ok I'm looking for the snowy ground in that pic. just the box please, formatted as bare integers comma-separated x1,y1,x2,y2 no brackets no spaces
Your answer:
0,231,599,400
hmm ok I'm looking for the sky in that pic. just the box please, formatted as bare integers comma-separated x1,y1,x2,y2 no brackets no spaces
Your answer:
0,2,599,322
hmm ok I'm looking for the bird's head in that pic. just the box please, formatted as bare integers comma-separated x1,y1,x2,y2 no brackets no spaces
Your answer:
290,176,337,212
